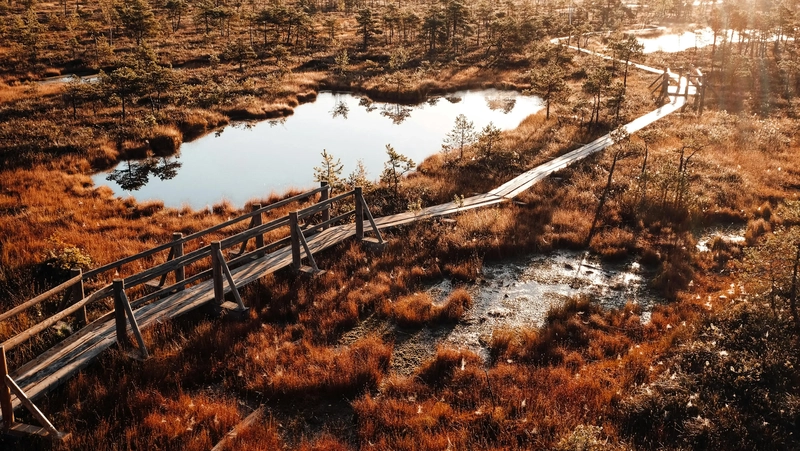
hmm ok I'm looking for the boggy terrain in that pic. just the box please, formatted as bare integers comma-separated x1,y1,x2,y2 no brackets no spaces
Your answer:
3,0,800,449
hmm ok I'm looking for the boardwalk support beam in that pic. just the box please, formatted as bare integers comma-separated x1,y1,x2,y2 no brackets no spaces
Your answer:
252,205,264,249
355,187,364,240
173,233,185,290
113,279,148,360
1,346,69,441
355,187,387,253
113,279,132,350
212,247,249,318
320,182,330,230
0,346,14,429
69,268,87,326
211,242,225,305
3,373,69,441
289,212,302,271
289,211,323,275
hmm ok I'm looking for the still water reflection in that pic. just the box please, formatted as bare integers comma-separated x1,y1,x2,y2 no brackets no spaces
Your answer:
637,27,717,54
94,90,543,209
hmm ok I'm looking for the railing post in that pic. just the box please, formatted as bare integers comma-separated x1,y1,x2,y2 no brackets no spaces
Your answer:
172,233,185,290
211,242,224,304
683,72,690,98
113,279,131,349
251,204,264,248
320,181,330,230
289,212,301,270
0,345,14,429
70,268,87,326
698,75,706,115
354,187,364,240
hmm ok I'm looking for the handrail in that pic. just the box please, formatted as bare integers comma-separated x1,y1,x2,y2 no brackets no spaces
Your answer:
122,217,292,290
130,268,213,310
296,189,354,220
0,274,82,323
123,246,212,288
1,284,113,351
218,217,290,250
83,186,327,279
303,210,355,235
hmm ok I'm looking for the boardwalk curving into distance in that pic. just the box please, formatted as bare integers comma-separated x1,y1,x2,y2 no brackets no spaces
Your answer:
0,43,695,439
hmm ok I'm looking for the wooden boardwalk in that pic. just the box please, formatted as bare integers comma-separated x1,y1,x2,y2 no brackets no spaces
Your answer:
0,47,695,437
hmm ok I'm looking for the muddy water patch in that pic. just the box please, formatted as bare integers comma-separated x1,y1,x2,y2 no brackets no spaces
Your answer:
344,251,659,375
695,225,746,252
436,251,657,359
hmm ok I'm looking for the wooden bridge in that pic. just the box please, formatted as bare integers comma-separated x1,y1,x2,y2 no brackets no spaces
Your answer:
0,55,694,441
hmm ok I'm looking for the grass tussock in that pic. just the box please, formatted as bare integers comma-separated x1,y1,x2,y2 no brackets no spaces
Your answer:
148,124,183,156
388,289,473,327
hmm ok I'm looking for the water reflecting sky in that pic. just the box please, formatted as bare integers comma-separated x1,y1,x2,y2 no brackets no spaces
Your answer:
94,90,543,209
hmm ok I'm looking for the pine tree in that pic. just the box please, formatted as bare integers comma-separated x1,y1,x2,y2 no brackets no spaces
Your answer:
313,149,344,190
442,114,477,161
381,144,415,198
527,61,566,120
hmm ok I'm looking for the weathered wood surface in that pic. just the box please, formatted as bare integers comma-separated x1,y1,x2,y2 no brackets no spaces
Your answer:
0,59,694,424
210,406,264,451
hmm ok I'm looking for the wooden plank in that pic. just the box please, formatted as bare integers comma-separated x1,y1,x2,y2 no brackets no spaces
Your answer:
129,268,212,309
0,273,82,323
6,421,53,438
218,217,290,250
296,190,355,220
10,317,115,389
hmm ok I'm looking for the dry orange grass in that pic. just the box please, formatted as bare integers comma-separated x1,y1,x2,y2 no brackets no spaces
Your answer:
234,333,391,399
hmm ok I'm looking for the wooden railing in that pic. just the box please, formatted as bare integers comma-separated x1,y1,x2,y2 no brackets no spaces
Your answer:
0,183,394,439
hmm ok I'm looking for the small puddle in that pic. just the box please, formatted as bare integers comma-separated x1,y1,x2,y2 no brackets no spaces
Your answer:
36,74,99,85
695,226,746,252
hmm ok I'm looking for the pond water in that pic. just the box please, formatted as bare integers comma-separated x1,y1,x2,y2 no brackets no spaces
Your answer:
37,74,99,85
637,27,723,54
93,90,543,209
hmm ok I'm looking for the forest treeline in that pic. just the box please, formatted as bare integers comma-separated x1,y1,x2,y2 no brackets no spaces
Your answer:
1,0,798,175
1,0,799,99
